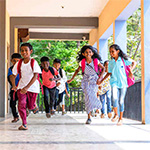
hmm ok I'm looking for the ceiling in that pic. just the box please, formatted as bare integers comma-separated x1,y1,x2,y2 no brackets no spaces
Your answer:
7,0,109,39
7,0,109,17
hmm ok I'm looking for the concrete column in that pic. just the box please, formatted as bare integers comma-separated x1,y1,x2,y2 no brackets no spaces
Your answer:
93,42,97,48
141,0,150,124
0,0,6,117
99,39,108,63
114,20,127,53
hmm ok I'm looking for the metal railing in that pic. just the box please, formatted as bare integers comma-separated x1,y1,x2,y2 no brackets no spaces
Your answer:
36,87,85,113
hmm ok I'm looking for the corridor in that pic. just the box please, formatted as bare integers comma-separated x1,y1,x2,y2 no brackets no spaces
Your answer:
0,113,150,150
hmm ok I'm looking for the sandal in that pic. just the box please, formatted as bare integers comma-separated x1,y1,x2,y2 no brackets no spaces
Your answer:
111,115,119,122
32,106,39,114
117,119,123,126
11,117,19,123
18,124,28,130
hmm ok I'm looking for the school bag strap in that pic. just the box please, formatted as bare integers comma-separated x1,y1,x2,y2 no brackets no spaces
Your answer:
17,58,35,78
17,59,23,78
48,66,55,76
59,68,63,78
81,58,86,74
81,58,99,75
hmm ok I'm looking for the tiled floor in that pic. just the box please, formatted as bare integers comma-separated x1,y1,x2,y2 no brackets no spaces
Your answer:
0,113,150,150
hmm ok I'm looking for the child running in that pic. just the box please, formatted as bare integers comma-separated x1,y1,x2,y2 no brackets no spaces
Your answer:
97,60,112,119
100,44,136,125
8,53,21,123
40,56,60,118
11,43,41,130
68,45,105,124
53,58,69,115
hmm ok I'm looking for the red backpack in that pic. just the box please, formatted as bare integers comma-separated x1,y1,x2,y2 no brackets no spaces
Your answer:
81,58,102,77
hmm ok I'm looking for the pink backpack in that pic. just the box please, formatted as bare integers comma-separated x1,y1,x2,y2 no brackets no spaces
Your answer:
122,58,135,88
81,58,102,77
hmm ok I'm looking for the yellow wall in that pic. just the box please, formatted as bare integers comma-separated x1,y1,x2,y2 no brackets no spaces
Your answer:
89,0,131,46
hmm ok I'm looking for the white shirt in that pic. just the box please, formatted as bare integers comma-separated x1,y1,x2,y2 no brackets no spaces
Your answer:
13,59,42,93
56,69,67,94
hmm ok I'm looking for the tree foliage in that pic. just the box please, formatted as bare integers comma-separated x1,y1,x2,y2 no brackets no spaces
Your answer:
29,40,88,87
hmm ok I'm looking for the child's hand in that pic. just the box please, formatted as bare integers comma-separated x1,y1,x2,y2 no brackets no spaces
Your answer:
49,78,54,81
12,86,17,92
56,82,61,87
67,79,73,84
20,87,28,94
128,72,134,79
67,93,70,98
98,85,102,90
96,78,101,85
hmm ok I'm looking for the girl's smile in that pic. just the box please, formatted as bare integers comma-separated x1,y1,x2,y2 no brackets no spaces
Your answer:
109,48,119,60
82,48,94,60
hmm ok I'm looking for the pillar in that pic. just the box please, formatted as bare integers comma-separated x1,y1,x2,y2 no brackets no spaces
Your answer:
141,0,150,124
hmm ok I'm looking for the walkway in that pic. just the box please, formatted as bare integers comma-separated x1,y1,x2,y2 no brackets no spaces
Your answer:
0,113,150,150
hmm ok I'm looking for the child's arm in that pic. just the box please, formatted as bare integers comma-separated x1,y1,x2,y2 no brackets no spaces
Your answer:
11,74,17,91
65,84,70,98
20,73,38,94
99,72,111,85
97,63,105,85
49,74,61,81
67,66,81,83
128,60,137,78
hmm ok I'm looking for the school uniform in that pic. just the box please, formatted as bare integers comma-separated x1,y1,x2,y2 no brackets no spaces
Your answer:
108,56,133,112
79,60,101,114
13,59,41,125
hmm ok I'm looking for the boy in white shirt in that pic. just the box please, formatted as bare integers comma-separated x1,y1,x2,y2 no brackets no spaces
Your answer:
53,59,69,115
12,43,41,130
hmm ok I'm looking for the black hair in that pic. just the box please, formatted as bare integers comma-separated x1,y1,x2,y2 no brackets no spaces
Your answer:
53,58,61,64
40,56,49,62
109,44,128,60
104,60,109,66
20,43,33,51
76,45,102,62
11,53,22,59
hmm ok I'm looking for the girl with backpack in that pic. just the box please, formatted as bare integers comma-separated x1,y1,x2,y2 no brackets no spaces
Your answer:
67,45,105,124
100,44,136,125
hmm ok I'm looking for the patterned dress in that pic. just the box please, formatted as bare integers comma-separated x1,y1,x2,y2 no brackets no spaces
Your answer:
81,60,102,114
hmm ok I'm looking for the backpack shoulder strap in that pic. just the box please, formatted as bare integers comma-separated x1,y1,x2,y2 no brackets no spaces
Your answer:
30,58,35,71
59,68,63,78
93,58,98,73
49,66,55,76
17,59,23,78
81,58,86,74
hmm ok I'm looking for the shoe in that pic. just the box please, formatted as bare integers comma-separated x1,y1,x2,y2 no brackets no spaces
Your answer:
18,124,28,130
111,115,119,122
100,114,105,118
117,119,123,126
108,112,112,119
32,106,39,114
26,109,29,117
46,113,51,118
86,119,92,124
11,117,19,123
62,111,66,115
50,110,55,115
